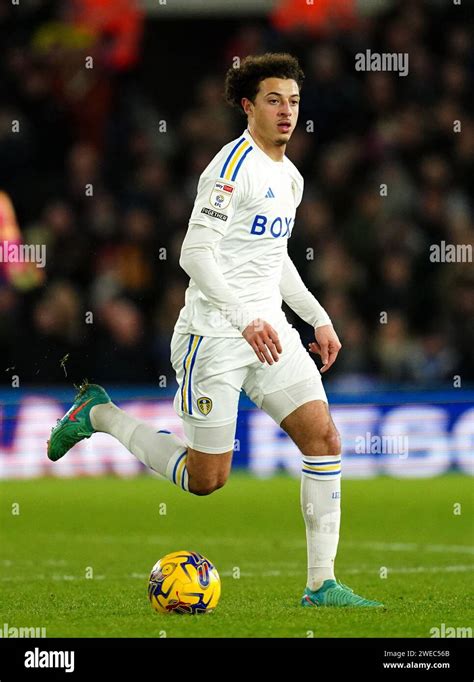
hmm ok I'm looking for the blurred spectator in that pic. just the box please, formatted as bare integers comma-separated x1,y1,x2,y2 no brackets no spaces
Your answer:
374,312,418,383
328,316,377,378
93,297,153,383
410,331,457,384
25,280,88,383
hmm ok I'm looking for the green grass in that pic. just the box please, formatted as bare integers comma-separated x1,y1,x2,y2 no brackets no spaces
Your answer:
0,474,473,638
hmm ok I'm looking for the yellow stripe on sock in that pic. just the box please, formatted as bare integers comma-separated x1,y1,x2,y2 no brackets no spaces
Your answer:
303,462,341,471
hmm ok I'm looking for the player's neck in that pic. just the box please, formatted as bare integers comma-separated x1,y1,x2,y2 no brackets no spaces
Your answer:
246,127,285,162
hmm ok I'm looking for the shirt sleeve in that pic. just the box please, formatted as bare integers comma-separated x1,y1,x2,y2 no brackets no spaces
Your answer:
188,172,242,236
279,252,332,329
179,225,255,334
179,164,256,333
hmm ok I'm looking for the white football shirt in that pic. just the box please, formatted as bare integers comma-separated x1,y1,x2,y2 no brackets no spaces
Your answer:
174,128,305,337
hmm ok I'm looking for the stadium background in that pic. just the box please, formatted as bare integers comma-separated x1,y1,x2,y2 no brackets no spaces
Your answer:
0,0,472,477
0,0,473,641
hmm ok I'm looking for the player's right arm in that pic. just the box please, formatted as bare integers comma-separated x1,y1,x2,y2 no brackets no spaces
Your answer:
240,318,282,365
179,167,281,364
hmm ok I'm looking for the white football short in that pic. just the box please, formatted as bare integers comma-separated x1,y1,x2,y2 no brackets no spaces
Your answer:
170,322,327,454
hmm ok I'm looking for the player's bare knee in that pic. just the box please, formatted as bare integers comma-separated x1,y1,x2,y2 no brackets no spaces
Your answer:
188,478,226,496
188,483,214,496
325,428,341,457
186,447,232,495
304,423,341,458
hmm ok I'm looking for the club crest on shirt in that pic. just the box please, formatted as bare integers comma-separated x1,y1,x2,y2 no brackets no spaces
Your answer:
197,397,213,415
209,180,234,210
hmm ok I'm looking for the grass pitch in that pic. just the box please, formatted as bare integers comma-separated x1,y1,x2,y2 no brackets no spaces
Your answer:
0,473,472,638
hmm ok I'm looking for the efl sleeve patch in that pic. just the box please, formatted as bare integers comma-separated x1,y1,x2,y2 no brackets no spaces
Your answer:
209,180,235,210
188,174,239,235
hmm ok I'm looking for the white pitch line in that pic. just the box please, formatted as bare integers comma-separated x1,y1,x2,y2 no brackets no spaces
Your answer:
282,541,474,555
40,533,243,546
425,544,474,555
236,561,474,573
0,558,73,566
1,565,472,582
0,574,106,582
30,535,474,555
343,541,474,555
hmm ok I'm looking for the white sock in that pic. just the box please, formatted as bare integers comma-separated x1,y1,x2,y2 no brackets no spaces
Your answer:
301,455,341,591
90,402,190,491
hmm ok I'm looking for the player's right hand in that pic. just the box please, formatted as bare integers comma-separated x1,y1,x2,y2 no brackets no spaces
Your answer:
242,319,282,365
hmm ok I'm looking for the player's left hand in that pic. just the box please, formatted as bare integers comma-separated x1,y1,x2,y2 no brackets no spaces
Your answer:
308,324,342,374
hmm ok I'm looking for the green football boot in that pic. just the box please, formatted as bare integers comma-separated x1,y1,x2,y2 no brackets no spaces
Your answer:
47,381,111,462
301,579,384,608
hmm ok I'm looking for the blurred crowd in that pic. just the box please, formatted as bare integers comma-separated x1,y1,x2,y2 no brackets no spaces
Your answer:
0,0,472,387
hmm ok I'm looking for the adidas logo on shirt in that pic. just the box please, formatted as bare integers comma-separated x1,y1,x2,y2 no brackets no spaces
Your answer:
265,187,275,198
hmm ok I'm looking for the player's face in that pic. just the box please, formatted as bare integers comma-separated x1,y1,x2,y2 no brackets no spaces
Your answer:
248,78,300,146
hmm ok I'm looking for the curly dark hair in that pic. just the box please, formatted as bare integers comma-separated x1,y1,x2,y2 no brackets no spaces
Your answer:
224,53,304,112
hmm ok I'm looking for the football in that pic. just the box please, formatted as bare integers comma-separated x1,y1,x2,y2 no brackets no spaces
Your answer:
148,550,221,614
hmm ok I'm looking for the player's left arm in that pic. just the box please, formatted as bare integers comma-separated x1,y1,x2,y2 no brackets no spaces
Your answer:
279,252,342,373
